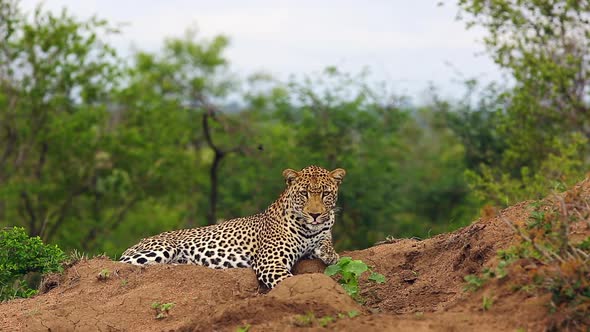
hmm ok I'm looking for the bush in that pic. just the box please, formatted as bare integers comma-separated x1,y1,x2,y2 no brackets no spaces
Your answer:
465,182,590,330
518,191,590,330
0,227,66,301
466,133,588,207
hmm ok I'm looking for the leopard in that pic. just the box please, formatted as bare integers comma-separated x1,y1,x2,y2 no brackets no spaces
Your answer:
119,165,346,289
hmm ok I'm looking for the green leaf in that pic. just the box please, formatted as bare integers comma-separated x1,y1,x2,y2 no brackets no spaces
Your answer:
341,283,358,296
368,272,386,284
337,256,353,265
347,310,360,318
344,260,368,276
324,264,342,276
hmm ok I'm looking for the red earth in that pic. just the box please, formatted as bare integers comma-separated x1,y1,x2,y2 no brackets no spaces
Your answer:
1,177,589,331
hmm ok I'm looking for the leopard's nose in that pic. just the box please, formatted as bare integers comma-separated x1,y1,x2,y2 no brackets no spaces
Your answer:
310,213,321,220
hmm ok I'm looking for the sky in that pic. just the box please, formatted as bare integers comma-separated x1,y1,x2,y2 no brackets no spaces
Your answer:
20,0,504,102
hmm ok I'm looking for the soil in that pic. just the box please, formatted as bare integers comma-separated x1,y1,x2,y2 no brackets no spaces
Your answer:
1,178,589,332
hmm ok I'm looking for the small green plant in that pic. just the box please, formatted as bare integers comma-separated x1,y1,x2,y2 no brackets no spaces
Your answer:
0,227,66,301
235,324,250,332
347,310,359,318
66,250,88,267
120,279,128,286
578,236,590,250
97,269,111,281
151,302,175,319
325,257,386,301
463,274,485,292
317,315,334,327
463,243,527,293
293,311,315,327
482,295,494,311
295,310,360,328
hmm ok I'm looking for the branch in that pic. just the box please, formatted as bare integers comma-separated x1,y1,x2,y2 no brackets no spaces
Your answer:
108,196,140,231
0,94,19,172
43,184,90,241
202,110,223,156
0,123,16,173
35,141,48,180
81,195,139,251
19,191,37,236
500,215,565,264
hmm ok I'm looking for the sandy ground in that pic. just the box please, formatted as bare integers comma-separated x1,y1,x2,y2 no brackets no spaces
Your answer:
2,178,589,331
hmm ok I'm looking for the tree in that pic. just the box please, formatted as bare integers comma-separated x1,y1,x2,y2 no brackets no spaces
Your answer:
456,0,590,205
0,1,121,244
118,30,254,226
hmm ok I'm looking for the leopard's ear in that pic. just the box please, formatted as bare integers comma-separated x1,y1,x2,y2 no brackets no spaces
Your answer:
330,168,346,184
282,168,299,186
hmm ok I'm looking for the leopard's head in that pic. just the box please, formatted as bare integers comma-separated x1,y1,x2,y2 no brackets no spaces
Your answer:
282,165,346,226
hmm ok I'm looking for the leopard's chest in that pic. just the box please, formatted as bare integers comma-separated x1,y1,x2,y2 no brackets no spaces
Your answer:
283,221,331,255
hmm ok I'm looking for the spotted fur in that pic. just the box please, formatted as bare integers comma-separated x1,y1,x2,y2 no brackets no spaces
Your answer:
119,165,346,288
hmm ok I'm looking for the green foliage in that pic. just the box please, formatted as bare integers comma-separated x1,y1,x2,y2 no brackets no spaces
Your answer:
97,268,111,281
458,0,590,146
0,227,66,300
392,102,481,239
436,81,507,170
293,311,315,327
368,271,386,284
151,302,175,319
346,310,359,318
463,274,485,292
481,294,493,311
66,250,88,266
235,324,250,332
318,315,334,327
463,244,524,292
325,257,386,302
0,0,124,252
578,237,590,251
518,193,590,330
0,0,486,255
457,0,590,207
1,0,586,263
466,133,588,206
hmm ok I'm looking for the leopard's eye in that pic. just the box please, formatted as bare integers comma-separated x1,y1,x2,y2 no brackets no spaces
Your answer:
299,190,308,197
322,191,332,197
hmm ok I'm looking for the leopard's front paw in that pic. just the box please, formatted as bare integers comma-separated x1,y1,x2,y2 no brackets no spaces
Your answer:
321,251,339,265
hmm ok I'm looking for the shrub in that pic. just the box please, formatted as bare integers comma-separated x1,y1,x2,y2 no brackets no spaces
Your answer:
465,133,588,207
464,182,590,330
516,191,590,330
0,227,66,301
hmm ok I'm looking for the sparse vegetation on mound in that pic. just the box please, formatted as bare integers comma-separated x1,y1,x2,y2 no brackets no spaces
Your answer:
464,179,590,330
0,178,588,331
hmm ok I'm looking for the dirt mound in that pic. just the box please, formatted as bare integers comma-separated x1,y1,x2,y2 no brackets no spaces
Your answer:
181,274,362,332
2,178,589,331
